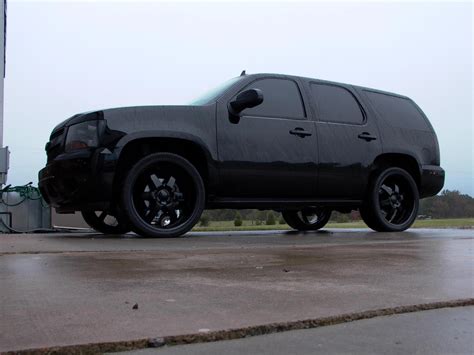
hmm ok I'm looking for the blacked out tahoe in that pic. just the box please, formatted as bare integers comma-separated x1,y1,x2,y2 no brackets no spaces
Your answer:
39,73,444,237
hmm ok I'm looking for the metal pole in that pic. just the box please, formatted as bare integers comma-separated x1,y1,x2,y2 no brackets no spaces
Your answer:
0,0,9,185
0,0,4,147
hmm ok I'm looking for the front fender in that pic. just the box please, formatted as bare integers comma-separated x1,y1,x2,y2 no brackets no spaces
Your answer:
113,130,216,161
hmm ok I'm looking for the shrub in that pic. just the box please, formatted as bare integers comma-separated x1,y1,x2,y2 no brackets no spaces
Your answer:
279,215,285,224
234,212,243,227
199,215,210,227
331,211,350,223
266,211,276,225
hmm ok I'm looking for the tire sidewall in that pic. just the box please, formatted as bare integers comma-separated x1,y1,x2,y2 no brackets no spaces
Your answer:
370,167,419,232
121,153,205,238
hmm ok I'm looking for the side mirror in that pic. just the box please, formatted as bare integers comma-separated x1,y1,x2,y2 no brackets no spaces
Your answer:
228,89,264,116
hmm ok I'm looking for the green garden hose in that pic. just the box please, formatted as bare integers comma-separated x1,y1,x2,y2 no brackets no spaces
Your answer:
0,183,48,207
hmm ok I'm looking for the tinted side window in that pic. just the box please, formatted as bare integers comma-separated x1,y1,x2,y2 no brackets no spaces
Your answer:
310,84,364,124
365,91,431,131
242,78,305,119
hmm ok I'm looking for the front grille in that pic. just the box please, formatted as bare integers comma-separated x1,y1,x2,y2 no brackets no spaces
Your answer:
46,127,66,162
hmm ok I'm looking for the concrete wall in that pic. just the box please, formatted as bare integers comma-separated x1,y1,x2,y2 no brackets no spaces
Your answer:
0,193,51,231
52,210,89,228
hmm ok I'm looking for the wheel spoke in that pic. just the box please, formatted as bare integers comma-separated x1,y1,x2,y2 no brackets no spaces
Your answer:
380,198,391,207
148,174,160,191
174,192,184,202
97,211,107,221
144,202,161,223
380,184,393,195
299,210,321,225
106,216,119,227
166,176,176,189
154,210,165,224
388,207,398,223
300,213,310,224
169,209,180,223
394,184,400,194
298,211,308,224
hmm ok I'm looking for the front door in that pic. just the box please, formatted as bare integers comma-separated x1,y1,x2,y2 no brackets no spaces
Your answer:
216,77,318,198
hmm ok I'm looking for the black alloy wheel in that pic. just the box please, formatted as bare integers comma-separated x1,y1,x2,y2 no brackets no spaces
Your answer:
81,210,131,235
121,153,205,238
282,208,332,231
360,167,419,232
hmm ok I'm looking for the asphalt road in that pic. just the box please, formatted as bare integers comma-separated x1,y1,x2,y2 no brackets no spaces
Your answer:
117,306,474,355
0,228,473,353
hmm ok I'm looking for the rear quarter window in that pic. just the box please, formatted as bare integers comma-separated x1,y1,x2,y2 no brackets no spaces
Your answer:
364,91,431,131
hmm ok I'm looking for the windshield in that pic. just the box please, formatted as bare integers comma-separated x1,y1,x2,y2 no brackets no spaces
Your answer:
190,76,243,105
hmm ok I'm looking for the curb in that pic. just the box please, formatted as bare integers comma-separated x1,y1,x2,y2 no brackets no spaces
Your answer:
3,298,474,355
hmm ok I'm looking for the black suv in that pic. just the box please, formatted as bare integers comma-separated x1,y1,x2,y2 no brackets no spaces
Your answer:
39,73,444,237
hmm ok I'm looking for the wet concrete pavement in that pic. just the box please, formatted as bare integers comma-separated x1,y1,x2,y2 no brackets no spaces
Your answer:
0,229,473,352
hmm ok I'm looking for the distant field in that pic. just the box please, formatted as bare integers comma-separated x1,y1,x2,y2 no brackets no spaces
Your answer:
193,218,474,231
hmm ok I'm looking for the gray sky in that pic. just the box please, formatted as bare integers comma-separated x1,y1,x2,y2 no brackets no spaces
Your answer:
4,1,473,194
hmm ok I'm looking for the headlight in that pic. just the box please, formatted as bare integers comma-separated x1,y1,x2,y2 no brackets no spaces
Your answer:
65,120,104,152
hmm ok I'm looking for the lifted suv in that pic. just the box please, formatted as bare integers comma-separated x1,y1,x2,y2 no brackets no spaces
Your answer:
39,73,444,237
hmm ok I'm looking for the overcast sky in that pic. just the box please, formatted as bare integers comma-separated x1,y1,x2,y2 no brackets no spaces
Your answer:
4,0,473,194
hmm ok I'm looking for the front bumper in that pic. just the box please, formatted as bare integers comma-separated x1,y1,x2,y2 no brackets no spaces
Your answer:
419,165,445,198
38,149,118,212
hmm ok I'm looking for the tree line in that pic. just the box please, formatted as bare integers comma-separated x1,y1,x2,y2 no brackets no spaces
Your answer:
199,190,474,225
419,190,474,218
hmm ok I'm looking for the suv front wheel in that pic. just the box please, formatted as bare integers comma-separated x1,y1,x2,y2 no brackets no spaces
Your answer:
360,167,419,232
120,153,205,238
81,210,131,235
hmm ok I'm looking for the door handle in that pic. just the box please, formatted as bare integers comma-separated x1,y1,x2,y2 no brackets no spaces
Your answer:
290,128,312,138
358,132,377,141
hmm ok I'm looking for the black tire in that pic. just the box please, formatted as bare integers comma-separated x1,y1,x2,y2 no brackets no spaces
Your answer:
361,167,419,232
81,210,131,235
358,205,380,231
282,208,331,231
120,152,205,238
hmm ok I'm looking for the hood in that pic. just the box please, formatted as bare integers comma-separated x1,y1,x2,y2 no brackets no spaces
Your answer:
102,105,215,134
50,104,214,137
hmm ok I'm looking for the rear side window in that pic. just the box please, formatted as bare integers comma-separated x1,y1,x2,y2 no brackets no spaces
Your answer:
242,78,305,119
364,91,431,131
310,83,364,124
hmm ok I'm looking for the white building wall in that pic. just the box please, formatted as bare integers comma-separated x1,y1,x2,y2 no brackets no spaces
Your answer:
0,0,4,147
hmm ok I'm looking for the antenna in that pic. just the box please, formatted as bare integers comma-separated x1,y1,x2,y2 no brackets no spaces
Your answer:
240,70,246,76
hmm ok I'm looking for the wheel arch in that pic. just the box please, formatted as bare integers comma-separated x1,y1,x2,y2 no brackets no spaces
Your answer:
372,153,421,187
113,133,216,201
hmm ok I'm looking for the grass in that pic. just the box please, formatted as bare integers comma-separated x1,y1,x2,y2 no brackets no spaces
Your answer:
192,218,474,232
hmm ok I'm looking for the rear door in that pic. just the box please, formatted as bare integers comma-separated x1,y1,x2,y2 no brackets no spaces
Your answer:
309,82,382,199
216,77,318,198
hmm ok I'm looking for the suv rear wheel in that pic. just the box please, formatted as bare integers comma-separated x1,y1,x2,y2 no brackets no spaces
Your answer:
282,208,331,231
121,153,205,238
360,167,419,232
81,210,131,235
